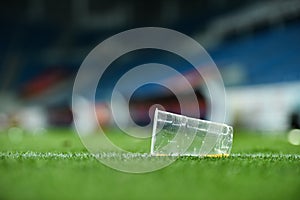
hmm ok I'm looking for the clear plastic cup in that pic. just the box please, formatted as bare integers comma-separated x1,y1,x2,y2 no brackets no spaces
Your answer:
151,108,233,157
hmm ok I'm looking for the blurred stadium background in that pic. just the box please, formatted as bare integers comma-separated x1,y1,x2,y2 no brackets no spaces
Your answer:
1,1,300,200
0,0,300,134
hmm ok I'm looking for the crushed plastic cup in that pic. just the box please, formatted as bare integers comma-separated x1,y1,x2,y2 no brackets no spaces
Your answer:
151,109,233,157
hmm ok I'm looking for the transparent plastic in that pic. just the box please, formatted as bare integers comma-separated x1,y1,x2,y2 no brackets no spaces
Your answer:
151,109,233,157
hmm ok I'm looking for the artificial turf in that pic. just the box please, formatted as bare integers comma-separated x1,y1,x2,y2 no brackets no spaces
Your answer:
0,129,299,200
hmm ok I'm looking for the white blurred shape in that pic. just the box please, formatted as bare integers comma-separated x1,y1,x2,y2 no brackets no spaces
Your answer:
72,96,98,135
111,91,129,128
18,106,47,133
288,129,300,146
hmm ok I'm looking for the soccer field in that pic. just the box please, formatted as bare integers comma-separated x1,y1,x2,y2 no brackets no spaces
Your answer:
0,129,299,200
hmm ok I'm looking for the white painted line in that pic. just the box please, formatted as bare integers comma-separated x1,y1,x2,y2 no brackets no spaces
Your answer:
0,151,300,159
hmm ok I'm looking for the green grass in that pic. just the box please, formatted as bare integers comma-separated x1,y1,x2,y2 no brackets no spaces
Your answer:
0,129,300,200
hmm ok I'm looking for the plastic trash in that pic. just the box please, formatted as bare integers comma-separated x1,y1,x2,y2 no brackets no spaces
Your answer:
151,109,233,157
